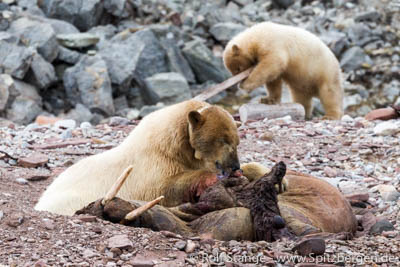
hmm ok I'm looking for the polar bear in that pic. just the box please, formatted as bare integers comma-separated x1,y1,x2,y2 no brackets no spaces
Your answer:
35,100,241,215
223,22,343,120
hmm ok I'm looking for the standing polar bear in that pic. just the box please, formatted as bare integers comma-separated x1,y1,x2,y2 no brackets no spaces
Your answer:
223,22,343,120
35,100,241,215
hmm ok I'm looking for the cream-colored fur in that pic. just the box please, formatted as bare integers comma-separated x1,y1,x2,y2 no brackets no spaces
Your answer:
35,100,240,215
223,22,343,120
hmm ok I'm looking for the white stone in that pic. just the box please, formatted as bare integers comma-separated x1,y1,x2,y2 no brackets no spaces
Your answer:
341,114,354,122
55,119,76,129
373,121,400,136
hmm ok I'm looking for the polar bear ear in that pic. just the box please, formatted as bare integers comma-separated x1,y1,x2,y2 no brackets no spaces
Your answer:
232,44,241,56
188,111,204,128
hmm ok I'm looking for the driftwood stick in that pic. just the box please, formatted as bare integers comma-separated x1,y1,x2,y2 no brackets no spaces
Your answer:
193,68,253,101
239,103,305,122
123,196,164,221
102,165,133,206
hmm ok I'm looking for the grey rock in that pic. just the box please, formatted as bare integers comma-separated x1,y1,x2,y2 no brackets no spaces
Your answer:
44,17,80,35
272,0,295,8
65,103,93,125
139,104,164,118
209,22,245,42
340,46,372,72
175,240,186,250
182,39,229,83
373,121,400,136
144,72,192,105
0,42,34,79
87,24,116,49
26,53,57,89
346,23,380,47
319,31,348,57
6,80,42,125
127,29,169,80
0,32,18,43
370,220,395,234
0,74,14,111
354,11,381,22
38,0,104,31
8,17,59,62
108,116,130,126
64,54,115,116
382,80,400,103
100,29,168,103
292,238,325,256
160,38,196,84
57,33,100,48
104,0,128,18
57,46,82,64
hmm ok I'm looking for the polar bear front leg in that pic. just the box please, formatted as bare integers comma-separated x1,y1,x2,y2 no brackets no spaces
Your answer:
240,56,287,92
261,78,283,105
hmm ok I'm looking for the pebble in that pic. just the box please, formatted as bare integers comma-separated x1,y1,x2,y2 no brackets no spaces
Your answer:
107,235,133,250
373,121,400,136
185,240,196,253
370,220,395,234
292,238,326,256
54,119,77,129
15,178,29,185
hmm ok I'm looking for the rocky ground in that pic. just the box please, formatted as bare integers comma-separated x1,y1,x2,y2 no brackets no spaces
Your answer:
0,0,400,126
0,115,399,266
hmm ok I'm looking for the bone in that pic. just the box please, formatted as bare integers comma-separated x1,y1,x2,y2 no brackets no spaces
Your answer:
123,196,165,221
101,165,133,206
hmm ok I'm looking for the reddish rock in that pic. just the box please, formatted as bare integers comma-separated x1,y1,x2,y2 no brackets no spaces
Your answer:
18,153,49,168
107,234,133,250
365,108,398,121
35,115,62,126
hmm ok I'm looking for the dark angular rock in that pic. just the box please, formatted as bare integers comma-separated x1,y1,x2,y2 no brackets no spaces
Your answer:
0,74,14,111
6,80,42,125
63,54,115,116
292,238,326,256
38,0,104,31
104,0,129,18
340,46,373,72
209,22,245,42
0,41,34,79
272,0,295,9
160,38,196,84
26,53,57,89
57,46,82,64
370,220,395,234
144,72,192,105
182,39,229,83
8,17,59,62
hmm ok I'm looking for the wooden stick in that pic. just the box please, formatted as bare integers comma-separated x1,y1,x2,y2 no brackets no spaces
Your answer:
123,196,164,221
193,68,253,101
102,165,133,205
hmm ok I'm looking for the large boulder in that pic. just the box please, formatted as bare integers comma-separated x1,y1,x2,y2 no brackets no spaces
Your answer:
0,74,15,111
63,54,115,116
209,22,246,42
182,39,230,83
38,0,104,31
26,53,57,89
160,38,196,84
5,79,43,125
144,73,192,105
0,41,34,79
8,17,59,62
